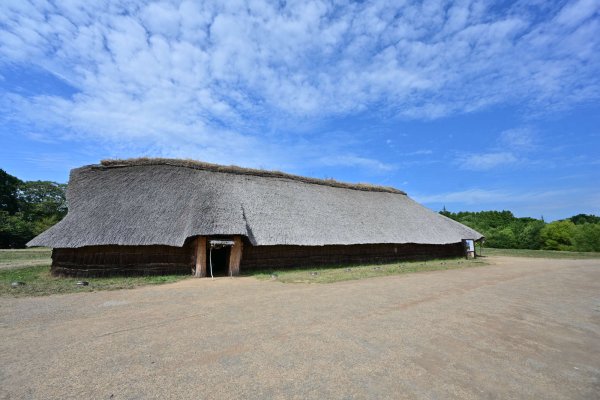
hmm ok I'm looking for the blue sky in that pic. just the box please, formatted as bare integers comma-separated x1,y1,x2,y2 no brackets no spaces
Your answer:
1,0,599,221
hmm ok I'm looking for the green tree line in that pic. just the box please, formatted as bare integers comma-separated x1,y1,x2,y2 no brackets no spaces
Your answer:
1,169,67,248
440,209,600,252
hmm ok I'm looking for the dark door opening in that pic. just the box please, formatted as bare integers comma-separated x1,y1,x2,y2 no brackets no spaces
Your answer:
209,245,230,277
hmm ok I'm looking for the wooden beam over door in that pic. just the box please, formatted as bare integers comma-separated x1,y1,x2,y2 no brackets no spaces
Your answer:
194,236,207,277
228,236,243,276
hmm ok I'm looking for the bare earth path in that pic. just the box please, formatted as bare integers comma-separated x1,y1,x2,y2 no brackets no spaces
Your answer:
1,257,599,399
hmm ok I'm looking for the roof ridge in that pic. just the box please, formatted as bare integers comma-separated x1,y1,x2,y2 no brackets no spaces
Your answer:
98,157,406,195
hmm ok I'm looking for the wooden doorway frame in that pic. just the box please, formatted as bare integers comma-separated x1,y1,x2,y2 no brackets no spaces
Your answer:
194,235,243,277
193,237,207,277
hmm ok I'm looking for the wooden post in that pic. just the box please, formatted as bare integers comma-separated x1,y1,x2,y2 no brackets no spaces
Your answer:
194,236,207,277
228,236,243,276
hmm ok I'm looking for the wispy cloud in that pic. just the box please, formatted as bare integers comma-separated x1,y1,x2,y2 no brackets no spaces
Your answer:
500,127,537,151
454,126,540,171
317,155,396,172
414,186,600,220
555,0,599,27
457,152,519,171
400,149,433,156
0,0,598,171
414,188,563,205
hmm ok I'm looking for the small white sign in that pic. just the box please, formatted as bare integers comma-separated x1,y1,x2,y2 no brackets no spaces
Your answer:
465,240,475,252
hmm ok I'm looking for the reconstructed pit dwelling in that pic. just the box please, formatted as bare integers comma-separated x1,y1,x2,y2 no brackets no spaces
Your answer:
28,158,483,277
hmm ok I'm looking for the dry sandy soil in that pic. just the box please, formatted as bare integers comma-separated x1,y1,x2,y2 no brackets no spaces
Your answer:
1,256,599,399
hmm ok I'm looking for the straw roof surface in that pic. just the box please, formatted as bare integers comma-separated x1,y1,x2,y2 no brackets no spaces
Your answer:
100,158,405,194
28,159,483,248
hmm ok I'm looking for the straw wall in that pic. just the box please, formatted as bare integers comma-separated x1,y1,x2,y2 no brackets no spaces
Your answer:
51,243,194,277
51,241,464,277
240,242,464,269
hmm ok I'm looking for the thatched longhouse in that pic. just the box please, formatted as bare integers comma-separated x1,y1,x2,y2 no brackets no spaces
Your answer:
28,158,483,277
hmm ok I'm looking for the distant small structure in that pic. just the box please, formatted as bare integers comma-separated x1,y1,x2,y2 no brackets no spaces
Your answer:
28,158,483,277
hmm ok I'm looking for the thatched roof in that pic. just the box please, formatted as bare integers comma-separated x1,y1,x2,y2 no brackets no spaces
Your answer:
99,158,405,194
28,158,483,248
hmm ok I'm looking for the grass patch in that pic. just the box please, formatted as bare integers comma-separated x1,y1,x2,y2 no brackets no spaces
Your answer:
245,257,487,284
0,247,51,265
1,265,190,297
481,247,600,259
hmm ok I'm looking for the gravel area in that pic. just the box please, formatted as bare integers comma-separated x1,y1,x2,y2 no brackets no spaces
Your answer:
1,256,599,399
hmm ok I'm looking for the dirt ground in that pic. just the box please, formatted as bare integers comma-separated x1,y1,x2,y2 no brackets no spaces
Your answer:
1,256,599,399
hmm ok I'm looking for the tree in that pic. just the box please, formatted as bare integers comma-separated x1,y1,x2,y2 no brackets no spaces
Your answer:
518,220,545,249
437,210,600,252
0,169,22,214
0,211,33,248
17,181,67,221
0,170,67,248
540,221,576,250
440,206,451,217
570,214,600,225
572,223,600,252
485,226,517,248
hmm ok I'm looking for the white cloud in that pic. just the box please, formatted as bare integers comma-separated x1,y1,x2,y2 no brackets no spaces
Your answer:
555,0,599,27
401,149,433,156
416,188,517,205
317,155,396,172
452,126,538,171
0,0,598,167
414,187,600,220
500,127,536,150
457,152,519,170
